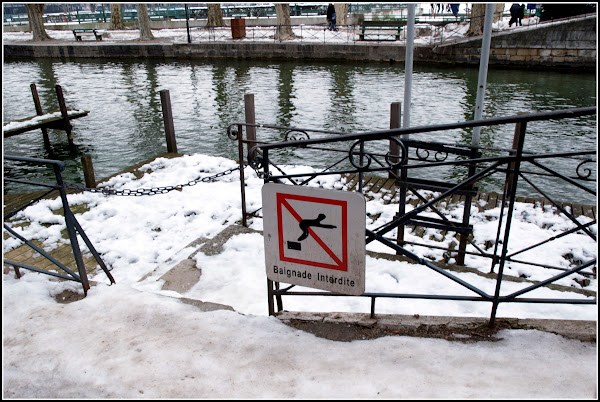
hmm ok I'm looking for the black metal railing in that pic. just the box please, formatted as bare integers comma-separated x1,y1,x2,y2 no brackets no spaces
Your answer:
228,106,596,327
3,155,115,294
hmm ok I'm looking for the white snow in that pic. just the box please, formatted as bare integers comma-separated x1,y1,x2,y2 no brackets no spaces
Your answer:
3,153,597,399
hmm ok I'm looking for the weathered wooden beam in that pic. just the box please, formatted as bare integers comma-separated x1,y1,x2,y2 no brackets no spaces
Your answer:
3,110,89,138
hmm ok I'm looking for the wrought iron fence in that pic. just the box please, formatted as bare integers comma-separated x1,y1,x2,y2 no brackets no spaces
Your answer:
189,24,377,44
228,106,596,326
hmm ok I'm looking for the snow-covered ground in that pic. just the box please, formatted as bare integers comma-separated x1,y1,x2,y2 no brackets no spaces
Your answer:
3,153,597,398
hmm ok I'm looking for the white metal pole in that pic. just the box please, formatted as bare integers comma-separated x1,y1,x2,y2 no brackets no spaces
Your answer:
403,4,415,133
472,3,495,147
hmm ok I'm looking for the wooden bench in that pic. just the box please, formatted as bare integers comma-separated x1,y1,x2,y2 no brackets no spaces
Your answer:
72,29,103,41
359,21,405,41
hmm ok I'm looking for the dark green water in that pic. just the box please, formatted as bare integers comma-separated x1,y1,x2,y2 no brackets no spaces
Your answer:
3,58,596,204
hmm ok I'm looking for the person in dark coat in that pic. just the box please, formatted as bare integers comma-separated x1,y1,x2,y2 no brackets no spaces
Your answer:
518,4,525,25
326,3,337,31
509,3,521,27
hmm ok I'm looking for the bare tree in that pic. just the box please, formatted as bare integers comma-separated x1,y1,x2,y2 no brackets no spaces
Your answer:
493,3,505,23
468,3,504,36
137,4,155,40
110,3,125,30
25,4,52,41
334,3,349,26
467,3,486,36
207,3,225,27
274,3,296,41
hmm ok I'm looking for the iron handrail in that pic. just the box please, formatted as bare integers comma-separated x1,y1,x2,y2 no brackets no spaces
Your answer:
245,107,596,156
3,154,115,294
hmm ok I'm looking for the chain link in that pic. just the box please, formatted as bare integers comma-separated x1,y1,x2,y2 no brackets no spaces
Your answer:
64,165,243,196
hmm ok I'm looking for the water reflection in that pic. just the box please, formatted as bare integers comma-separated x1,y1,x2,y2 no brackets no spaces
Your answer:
3,58,596,204
327,65,357,132
277,62,296,128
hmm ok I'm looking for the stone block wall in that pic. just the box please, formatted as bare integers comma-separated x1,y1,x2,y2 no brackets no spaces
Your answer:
431,15,596,70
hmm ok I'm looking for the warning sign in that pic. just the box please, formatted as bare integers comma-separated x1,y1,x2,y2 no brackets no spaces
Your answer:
262,183,366,295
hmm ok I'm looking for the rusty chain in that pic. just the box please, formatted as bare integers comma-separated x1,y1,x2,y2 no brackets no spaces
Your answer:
64,164,244,196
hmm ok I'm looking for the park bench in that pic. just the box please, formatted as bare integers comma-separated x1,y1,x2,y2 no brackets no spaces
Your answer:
72,29,103,41
359,21,405,41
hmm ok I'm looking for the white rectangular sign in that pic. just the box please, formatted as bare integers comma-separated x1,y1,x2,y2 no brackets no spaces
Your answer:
262,183,366,295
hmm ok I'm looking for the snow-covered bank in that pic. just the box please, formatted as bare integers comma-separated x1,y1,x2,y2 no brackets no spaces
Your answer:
3,152,596,398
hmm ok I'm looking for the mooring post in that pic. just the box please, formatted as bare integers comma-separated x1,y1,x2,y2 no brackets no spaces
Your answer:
244,93,257,159
30,83,51,149
160,89,178,154
389,102,402,178
81,154,96,188
55,85,75,149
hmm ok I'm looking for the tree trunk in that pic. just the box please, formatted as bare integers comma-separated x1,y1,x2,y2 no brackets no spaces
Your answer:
110,4,125,30
467,3,485,36
25,4,52,41
493,3,505,23
334,3,349,26
137,4,155,40
274,4,296,41
207,4,225,27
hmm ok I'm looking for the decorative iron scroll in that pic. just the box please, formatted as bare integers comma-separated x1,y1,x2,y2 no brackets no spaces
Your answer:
349,137,407,170
284,129,310,142
227,125,240,141
576,159,595,180
247,145,264,170
415,148,449,162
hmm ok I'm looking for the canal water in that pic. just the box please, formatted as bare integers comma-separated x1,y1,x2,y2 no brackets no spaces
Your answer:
3,58,596,204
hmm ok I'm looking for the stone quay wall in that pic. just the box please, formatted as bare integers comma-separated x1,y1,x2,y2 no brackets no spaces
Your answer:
431,15,596,70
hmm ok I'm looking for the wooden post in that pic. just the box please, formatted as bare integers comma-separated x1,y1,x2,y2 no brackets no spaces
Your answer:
81,154,96,188
30,83,51,149
389,102,402,178
55,85,75,149
160,89,178,153
244,93,257,159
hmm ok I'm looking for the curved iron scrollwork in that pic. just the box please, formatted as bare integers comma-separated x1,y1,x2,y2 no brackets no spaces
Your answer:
247,146,263,170
227,124,240,140
349,137,407,170
284,129,310,142
576,159,595,180
415,148,448,162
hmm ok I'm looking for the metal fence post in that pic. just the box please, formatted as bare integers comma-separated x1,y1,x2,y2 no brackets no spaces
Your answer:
489,118,528,328
389,102,402,178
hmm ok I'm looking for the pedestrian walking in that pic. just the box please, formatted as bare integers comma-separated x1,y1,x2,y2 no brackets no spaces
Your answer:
326,3,337,31
509,3,521,27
